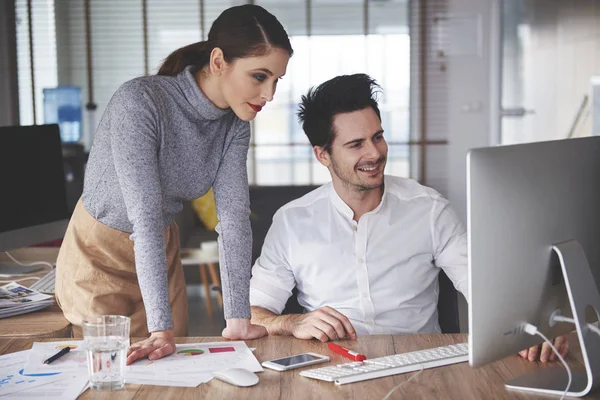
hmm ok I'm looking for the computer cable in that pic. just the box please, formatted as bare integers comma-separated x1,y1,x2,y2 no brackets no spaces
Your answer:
587,323,600,337
0,276,41,284
523,323,571,400
381,366,424,400
552,314,600,342
0,251,53,277
5,251,53,269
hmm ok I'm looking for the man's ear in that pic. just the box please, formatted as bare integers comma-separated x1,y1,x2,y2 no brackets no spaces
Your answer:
313,146,331,167
209,47,226,76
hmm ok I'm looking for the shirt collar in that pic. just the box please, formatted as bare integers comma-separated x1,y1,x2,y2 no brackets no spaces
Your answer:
328,176,389,219
179,65,231,121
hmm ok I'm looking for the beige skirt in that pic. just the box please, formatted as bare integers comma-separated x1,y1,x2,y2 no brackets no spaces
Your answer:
55,199,188,338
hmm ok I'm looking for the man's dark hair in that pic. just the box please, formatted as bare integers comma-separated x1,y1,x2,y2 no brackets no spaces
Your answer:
297,73,381,153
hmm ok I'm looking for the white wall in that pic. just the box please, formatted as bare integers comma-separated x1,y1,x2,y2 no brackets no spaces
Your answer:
502,0,600,144
445,0,501,225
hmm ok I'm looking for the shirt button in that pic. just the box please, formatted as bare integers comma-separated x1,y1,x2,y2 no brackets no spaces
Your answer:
357,258,364,263
353,226,358,231
361,293,368,298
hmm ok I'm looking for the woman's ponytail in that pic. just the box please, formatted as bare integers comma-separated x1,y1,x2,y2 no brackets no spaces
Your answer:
157,41,212,76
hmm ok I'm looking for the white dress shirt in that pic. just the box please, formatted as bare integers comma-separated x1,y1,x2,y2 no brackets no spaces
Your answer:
250,175,468,335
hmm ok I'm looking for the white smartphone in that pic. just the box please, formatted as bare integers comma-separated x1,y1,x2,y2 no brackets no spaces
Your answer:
262,352,330,371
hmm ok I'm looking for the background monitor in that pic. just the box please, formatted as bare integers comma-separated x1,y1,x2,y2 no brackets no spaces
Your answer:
467,136,600,394
0,124,69,260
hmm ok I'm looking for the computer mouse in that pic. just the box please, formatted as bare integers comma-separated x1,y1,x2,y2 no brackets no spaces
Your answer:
213,368,259,387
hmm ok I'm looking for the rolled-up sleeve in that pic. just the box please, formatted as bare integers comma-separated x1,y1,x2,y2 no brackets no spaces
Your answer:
250,209,296,314
431,198,469,302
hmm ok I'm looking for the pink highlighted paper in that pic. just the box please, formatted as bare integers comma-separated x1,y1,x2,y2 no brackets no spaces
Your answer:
208,347,235,354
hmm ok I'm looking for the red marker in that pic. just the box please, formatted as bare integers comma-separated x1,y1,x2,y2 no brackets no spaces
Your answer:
328,342,367,361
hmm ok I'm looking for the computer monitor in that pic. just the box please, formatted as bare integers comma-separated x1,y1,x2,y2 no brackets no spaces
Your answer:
0,124,69,272
468,136,600,397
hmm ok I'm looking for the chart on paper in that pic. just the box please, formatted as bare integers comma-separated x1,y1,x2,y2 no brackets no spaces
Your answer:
150,341,263,375
0,351,66,397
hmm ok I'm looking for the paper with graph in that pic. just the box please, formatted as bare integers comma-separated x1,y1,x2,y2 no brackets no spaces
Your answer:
153,341,263,374
0,350,65,396
0,373,89,400
125,340,262,385
22,341,86,374
0,349,88,399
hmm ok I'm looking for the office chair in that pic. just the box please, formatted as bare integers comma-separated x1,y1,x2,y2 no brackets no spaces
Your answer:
437,270,460,333
249,185,319,264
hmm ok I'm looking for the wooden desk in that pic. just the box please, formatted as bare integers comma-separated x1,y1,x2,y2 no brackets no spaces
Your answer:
0,304,71,338
0,333,596,399
0,247,71,338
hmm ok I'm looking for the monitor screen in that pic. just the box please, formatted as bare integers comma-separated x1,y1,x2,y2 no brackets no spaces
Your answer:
0,124,69,252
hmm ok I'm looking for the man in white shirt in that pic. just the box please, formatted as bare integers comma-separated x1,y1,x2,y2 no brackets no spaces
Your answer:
250,74,567,363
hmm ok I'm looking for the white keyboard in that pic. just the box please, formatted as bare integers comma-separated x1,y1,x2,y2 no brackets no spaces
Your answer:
300,342,469,385
30,268,56,294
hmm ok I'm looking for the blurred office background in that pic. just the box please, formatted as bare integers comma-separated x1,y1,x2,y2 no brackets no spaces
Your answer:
1,0,599,334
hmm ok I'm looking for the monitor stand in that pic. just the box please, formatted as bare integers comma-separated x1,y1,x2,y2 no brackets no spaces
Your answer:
505,240,600,397
0,263,45,276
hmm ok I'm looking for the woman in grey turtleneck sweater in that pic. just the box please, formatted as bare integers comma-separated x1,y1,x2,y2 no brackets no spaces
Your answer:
55,4,292,364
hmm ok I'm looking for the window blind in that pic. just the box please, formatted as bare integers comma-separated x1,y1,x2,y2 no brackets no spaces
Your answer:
15,0,57,125
409,0,450,195
252,0,411,185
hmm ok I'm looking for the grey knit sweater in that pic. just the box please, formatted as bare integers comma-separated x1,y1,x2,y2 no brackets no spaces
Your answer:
82,65,252,332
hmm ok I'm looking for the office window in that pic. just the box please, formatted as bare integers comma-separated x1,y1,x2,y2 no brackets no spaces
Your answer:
253,0,410,185
147,0,202,73
50,0,245,149
16,0,412,186
15,0,58,125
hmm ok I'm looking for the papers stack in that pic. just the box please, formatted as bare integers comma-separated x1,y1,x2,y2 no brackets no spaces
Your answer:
0,282,53,319
0,339,263,397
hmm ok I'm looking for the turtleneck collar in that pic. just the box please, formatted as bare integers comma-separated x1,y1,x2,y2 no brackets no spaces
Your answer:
178,65,231,121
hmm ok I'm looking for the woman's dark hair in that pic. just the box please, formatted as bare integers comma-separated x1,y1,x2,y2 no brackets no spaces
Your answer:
158,4,293,76
297,74,382,153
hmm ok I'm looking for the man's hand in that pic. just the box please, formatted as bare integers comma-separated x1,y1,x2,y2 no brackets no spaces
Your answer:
126,330,175,365
518,335,569,362
285,306,357,342
222,318,268,340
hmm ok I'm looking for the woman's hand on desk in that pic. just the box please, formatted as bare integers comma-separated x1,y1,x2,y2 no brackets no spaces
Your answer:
518,335,569,362
222,318,268,340
126,330,175,365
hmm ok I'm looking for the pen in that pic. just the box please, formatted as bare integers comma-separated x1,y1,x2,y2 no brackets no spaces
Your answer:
328,342,367,361
43,347,71,364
